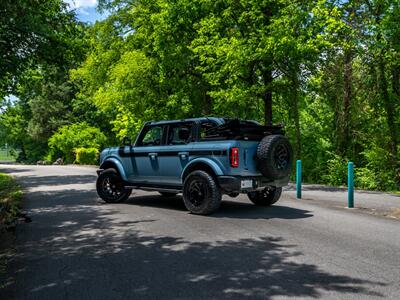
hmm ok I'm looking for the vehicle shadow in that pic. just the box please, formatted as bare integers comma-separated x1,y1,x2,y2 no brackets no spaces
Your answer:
214,201,313,220
125,194,313,220
126,193,188,211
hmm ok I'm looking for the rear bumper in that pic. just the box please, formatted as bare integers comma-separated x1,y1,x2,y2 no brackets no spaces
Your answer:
217,175,289,193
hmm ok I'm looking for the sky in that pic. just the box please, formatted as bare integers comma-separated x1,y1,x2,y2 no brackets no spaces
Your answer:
64,0,108,23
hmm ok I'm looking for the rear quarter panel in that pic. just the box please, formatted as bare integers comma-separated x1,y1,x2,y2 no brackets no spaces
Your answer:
190,140,261,177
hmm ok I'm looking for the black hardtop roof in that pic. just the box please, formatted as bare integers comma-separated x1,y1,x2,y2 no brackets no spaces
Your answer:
146,117,224,126
146,117,261,126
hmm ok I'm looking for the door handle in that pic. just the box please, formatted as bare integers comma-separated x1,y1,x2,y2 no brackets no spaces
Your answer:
178,152,189,159
148,152,158,159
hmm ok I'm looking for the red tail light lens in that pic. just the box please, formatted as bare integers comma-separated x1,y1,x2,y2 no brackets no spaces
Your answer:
231,147,239,168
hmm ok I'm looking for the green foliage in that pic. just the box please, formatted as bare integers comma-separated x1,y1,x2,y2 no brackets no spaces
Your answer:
1,0,399,191
0,173,22,227
0,0,84,94
355,168,379,191
322,154,349,187
74,147,100,165
48,123,107,163
358,144,397,191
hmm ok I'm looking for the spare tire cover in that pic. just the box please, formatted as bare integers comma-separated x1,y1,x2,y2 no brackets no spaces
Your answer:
256,135,292,179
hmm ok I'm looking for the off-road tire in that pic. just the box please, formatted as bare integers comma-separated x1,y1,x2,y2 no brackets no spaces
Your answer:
256,135,292,179
96,169,131,203
183,170,222,215
247,187,282,206
159,191,178,197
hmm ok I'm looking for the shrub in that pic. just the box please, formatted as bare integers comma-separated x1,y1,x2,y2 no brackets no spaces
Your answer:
321,154,348,186
48,122,107,163
355,168,378,190
360,144,397,191
74,147,99,165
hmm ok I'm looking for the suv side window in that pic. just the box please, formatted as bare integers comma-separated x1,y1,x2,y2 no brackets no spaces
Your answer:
167,123,193,145
137,126,163,146
199,121,218,141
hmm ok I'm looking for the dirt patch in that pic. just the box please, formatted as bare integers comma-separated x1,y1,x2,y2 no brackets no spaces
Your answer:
389,208,400,219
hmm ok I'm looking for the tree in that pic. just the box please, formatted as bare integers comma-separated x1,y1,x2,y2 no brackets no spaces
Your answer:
0,0,82,95
364,0,400,182
0,1,87,161
191,0,284,124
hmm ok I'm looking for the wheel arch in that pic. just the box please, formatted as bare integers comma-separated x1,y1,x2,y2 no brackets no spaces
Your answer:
99,157,128,181
181,158,224,183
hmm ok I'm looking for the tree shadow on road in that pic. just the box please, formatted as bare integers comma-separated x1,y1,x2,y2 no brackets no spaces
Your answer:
15,175,96,189
1,174,387,299
5,188,385,299
0,167,33,174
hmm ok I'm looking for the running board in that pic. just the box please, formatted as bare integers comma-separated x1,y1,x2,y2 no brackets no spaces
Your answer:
124,185,182,193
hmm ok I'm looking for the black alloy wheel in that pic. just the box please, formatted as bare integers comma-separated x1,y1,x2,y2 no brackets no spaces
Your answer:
188,179,207,207
96,169,131,203
247,186,282,206
183,170,221,215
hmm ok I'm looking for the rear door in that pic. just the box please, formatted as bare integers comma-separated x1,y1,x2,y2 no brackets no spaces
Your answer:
156,122,195,186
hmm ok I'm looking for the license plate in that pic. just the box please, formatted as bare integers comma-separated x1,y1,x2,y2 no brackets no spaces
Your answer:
241,180,253,189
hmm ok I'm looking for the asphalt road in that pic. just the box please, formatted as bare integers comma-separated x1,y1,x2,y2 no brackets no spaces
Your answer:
1,164,399,299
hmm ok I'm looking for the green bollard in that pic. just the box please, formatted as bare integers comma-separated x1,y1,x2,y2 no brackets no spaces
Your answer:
348,161,354,208
296,160,302,199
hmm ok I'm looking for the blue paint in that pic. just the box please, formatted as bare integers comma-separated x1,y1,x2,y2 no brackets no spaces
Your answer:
296,160,302,199
348,162,354,208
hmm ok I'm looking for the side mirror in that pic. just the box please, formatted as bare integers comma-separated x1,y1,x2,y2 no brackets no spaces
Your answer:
122,136,132,146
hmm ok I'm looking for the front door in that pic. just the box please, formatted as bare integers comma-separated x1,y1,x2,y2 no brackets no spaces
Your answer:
129,125,165,184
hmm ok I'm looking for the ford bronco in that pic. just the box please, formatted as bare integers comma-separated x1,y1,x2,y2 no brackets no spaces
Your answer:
96,117,292,215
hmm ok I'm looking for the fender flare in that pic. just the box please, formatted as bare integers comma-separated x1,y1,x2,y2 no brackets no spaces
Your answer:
99,157,128,181
181,157,224,182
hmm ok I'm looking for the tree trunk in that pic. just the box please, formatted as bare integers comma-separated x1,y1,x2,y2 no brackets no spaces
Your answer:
372,1,399,183
203,92,212,115
378,59,398,162
391,65,400,184
392,65,400,99
263,70,273,125
339,49,353,156
292,79,301,159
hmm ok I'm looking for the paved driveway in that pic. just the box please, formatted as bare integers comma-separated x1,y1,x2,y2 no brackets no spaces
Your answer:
1,164,399,299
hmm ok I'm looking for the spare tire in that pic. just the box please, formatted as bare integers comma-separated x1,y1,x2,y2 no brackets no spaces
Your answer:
256,135,292,179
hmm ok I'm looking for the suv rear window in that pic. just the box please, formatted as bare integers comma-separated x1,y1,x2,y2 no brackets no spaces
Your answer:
199,122,218,140
167,123,193,145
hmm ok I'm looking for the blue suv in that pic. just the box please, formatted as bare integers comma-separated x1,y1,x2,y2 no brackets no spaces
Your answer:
96,117,292,215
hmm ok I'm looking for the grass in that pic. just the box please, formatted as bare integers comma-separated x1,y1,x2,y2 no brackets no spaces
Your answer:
0,173,22,228
0,149,18,162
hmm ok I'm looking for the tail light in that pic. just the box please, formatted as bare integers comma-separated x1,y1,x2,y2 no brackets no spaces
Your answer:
230,147,239,168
